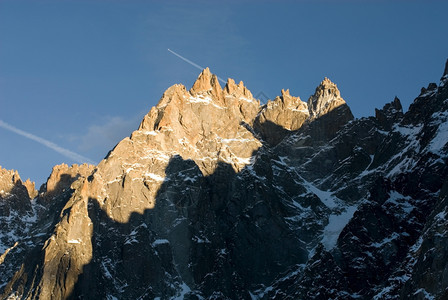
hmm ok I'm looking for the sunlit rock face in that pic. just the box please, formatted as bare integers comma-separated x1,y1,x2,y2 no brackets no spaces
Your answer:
2,61,448,299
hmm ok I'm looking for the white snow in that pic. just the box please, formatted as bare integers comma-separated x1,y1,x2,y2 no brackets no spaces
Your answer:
101,260,113,279
291,108,310,114
68,239,81,244
145,172,166,182
302,179,338,209
171,282,192,300
142,131,158,136
220,137,255,144
428,112,448,153
393,124,422,137
413,288,435,300
239,96,255,103
187,95,224,109
141,149,173,162
322,205,358,250
385,125,422,177
188,95,213,104
370,232,400,248
152,239,169,246
192,236,211,244
384,191,414,214
434,210,447,222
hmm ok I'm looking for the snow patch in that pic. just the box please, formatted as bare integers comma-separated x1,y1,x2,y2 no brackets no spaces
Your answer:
142,131,158,136
384,191,414,214
152,239,169,246
192,236,211,244
302,179,338,209
145,173,166,182
322,205,358,250
187,95,224,109
371,232,400,248
393,124,422,137
428,112,448,153
413,288,435,300
171,282,191,300
68,239,81,244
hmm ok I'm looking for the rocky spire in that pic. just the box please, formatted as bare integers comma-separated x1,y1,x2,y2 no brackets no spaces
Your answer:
0,166,37,200
254,89,309,145
190,67,223,100
223,78,254,100
308,77,347,119
40,163,95,202
375,96,404,130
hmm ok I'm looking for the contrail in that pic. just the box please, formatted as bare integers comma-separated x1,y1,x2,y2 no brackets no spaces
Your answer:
167,48,226,84
0,119,96,165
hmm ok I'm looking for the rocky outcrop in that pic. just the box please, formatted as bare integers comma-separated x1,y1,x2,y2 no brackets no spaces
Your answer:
375,96,404,130
255,78,354,146
0,167,36,202
0,164,95,297
0,168,37,294
308,77,350,119
2,61,448,299
255,89,309,145
39,163,95,203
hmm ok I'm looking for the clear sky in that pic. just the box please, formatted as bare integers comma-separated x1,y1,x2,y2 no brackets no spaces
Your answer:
1,0,447,186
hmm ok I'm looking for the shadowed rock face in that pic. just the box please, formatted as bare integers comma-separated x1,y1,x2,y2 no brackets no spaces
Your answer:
1,61,448,299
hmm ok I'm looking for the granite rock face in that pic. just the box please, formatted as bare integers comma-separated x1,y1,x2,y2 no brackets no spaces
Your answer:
1,61,448,299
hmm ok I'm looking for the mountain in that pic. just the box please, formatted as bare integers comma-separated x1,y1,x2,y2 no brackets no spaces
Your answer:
1,61,447,299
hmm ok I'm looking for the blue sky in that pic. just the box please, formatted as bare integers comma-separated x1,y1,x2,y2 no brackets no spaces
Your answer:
1,0,447,186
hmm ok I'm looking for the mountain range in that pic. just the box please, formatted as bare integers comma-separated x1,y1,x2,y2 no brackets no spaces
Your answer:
1,60,448,299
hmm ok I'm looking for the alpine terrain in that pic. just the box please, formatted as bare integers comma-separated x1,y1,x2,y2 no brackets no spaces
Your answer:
1,60,448,299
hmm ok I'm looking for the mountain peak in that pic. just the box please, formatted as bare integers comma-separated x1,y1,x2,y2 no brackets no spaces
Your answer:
308,77,347,119
375,96,403,130
0,166,36,201
223,78,254,100
190,67,222,97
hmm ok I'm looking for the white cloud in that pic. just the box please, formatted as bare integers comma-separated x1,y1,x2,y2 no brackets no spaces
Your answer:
76,116,139,152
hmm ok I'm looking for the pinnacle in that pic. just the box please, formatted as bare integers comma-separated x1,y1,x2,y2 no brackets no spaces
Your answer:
319,77,337,88
190,67,222,95
224,78,237,94
307,77,350,120
281,89,290,97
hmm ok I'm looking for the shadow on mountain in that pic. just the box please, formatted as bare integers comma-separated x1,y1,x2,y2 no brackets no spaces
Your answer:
0,181,33,215
253,103,354,147
0,172,86,300
52,148,308,299
297,104,354,143
253,119,291,146
1,105,354,299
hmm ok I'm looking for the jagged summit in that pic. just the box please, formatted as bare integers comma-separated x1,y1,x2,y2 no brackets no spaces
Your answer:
190,67,223,99
224,78,254,100
307,77,348,118
375,96,403,130
0,166,37,200
140,69,354,149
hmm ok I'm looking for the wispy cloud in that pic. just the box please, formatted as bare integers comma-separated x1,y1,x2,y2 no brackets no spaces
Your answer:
0,119,96,165
76,116,139,153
